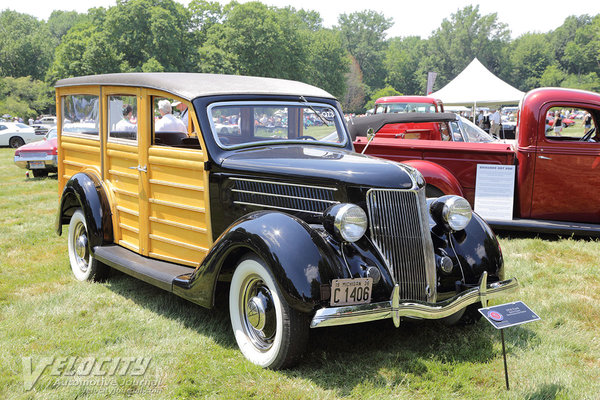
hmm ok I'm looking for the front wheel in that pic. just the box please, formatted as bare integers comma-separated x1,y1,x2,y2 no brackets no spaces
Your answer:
229,255,308,369
67,209,109,281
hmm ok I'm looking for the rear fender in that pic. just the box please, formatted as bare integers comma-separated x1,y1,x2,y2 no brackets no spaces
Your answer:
56,172,113,249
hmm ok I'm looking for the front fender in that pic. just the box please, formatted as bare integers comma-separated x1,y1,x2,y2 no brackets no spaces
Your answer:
433,212,504,294
175,211,349,313
403,159,464,197
56,172,113,249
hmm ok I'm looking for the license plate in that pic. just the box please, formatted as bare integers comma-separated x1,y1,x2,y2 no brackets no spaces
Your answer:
29,161,45,169
330,278,372,306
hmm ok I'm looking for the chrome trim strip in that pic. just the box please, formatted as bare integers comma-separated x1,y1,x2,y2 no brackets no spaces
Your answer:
231,188,339,204
230,177,337,192
233,201,324,215
310,273,518,328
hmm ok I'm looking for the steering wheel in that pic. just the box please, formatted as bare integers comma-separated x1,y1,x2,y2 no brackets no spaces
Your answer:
581,127,596,142
296,135,317,141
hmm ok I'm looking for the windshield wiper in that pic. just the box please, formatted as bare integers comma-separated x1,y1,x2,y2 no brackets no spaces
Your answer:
300,96,331,127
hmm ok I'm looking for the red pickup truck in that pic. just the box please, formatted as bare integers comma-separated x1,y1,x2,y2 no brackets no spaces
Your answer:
352,87,600,236
372,95,444,140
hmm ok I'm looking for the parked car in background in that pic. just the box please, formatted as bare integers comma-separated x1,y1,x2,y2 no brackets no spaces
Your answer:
371,96,445,140
0,122,41,148
54,72,516,369
354,87,600,237
38,116,57,126
348,113,496,143
31,124,50,136
14,128,58,177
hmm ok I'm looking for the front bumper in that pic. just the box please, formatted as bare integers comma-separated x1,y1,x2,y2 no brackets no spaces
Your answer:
310,272,518,328
14,154,58,170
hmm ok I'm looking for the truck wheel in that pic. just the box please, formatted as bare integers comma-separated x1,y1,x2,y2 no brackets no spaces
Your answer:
32,169,48,178
229,255,308,369
425,185,445,198
67,209,109,281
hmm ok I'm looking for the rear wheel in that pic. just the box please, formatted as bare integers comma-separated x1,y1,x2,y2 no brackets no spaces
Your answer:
229,255,308,369
67,209,109,281
9,137,25,148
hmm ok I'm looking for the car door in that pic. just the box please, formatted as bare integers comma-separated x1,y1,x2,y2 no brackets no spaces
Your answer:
103,87,144,253
138,90,212,267
530,105,600,223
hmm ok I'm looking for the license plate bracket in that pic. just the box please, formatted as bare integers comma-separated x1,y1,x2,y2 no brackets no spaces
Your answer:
330,277,372,306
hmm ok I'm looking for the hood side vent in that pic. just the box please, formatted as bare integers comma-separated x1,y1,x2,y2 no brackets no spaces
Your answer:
231,177,338,215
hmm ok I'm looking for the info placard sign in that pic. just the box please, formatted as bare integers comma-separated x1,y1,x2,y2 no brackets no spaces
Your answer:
474,164,516,221
479,301,541,329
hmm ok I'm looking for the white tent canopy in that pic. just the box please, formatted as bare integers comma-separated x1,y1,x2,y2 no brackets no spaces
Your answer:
428,58,525,107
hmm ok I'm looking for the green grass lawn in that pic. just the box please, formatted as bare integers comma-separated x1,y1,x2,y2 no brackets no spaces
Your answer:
0,147,599,399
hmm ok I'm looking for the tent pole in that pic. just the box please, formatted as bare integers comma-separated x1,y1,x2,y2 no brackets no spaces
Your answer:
473,102,477,123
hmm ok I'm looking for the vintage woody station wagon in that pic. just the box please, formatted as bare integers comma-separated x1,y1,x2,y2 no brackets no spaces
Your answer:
55,73,517,369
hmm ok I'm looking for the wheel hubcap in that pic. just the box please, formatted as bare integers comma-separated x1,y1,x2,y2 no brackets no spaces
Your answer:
73,223,89,272
241,277,276,350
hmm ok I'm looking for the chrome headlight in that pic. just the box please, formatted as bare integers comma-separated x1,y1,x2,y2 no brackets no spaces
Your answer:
430,195,472,231
323,203,368,242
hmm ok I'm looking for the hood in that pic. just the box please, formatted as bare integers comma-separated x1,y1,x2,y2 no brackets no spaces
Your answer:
220,145,419,189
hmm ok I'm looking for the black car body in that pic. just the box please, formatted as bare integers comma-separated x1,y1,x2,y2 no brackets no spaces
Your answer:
55,73,517,369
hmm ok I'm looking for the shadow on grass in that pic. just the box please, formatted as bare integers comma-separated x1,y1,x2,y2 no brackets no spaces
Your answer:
104,270,236,350
523,383,564,400
103,270,539,395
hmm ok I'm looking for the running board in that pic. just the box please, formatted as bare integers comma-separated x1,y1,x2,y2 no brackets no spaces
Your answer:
487,218,600,237
93,245,195,291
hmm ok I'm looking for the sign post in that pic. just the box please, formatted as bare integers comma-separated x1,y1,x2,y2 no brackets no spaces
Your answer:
479,301,541,390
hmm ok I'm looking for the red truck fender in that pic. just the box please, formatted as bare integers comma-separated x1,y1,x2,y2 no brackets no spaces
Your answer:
402,160,464,197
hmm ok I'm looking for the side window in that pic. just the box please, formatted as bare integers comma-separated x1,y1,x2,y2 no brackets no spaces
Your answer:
0,125,6,131
545,106,598,142
62,95,99,137
108,95,137,142
152,96,196,147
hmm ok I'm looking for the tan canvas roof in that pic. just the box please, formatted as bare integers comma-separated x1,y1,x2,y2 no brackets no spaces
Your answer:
56,72,335,101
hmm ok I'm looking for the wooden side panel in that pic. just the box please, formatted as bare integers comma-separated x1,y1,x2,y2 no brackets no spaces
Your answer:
106,142,140,252
146,146,209,266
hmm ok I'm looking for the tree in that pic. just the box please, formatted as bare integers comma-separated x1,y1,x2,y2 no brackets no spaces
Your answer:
510,33,554,90
341,56,368,114
385,36,427,95
0,10,54,80
0,76,54,119
364,86,402,111
304,29,348,99
423,5,510,89
336,10,392,91
47,10,89,42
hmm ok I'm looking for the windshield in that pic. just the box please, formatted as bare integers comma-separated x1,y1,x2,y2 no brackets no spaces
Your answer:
460,116,494,142
208,102,347,148
374,102,436,114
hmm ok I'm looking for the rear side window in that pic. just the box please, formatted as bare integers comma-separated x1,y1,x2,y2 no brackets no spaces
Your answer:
62,95,100,137
108,95,138,142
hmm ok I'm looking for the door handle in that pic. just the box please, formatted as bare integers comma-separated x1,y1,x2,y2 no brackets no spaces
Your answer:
538,155,552,160
128,165,147,172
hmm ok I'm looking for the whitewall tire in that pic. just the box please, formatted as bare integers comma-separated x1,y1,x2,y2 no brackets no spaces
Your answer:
229,255,308,369
67,209,109,281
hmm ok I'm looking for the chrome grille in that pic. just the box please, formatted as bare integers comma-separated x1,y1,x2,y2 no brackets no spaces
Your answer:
366,188,436,302
231,177,338,214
